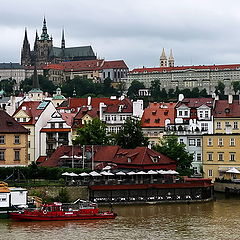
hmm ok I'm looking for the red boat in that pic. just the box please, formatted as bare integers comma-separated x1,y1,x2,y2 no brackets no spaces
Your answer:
10,201,117,221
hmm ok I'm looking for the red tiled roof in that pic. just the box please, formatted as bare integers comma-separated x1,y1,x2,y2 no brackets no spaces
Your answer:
13,101,46,125
58,97,131,113
61,113,76,126
43,60,128,72
104,98,133,113
102,60,128,69
0,110,29,133
213,100,240,118
176,98,214,109
40,145,176,170
130,64,240,74
141,102,176,127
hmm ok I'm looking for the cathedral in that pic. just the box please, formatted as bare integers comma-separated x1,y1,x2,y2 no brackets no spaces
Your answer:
21,18,96,66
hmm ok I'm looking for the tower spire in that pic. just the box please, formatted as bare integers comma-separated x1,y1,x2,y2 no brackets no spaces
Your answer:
21,28,31,66
168,49,175,67
160,48,167,67
61,29,65,49
40,16,49,40
33,65,40,89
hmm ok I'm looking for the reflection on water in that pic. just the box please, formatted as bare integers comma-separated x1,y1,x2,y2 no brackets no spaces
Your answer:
1,194,240,240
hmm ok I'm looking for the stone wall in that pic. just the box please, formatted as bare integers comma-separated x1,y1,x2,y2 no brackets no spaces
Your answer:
27,186,89,202
214,182,240,192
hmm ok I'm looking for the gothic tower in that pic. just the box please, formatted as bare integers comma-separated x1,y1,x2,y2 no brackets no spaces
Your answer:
35,17,53,66
168,49,174,67
160,48,167,67
21,28,31,66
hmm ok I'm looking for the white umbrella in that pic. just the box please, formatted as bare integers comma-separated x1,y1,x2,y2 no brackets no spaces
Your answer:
60,155,70,159
89,171,102,177
79,172,90,177
127,171,137,175
73,155,82,159
136,171,147,175
68,172,78,177
226,168,240,174
102,166,111,170
116,171,126,176
171,170,179,175
62,172,70,176
101,171,114,176
157,170,166,174
147,170,158,175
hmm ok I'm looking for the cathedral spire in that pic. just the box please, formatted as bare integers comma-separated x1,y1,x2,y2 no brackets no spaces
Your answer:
61,29,65,49
160,48,167,67
34,30,39,50
33,65,40,89
21,28,31,66
40,17,49,40
23,28,29,44
168,49,175,67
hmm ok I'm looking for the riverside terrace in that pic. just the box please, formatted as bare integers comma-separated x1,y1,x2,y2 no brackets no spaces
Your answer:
62,169,214,203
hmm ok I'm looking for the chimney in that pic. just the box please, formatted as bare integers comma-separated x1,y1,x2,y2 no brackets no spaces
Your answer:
87,96,91,106
178,94,184,102
228,94,233,104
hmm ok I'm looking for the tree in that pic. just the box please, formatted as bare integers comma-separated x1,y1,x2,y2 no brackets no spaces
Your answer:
0,78,16,96
199,88,208,97
114,118,149,149
215,81,225,99
150,80,161,102
191,87,200,98
127,80,145,100
168,88,175,99
73,118,109,145
160,88,168,100
154,135,193,176
103,77,118,96
232,81,240,95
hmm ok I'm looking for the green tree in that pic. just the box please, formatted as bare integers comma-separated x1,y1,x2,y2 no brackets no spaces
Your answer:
168,88,175,99
199,88,208,97
154,135,193,176
191,87,200,98
114,118,149,149
73,118,109,145
127,80,145,100
103,77,118,96
0,78,16,96
215,81,225,99
232,81,240,95
160,88,168,100
150,80,161,101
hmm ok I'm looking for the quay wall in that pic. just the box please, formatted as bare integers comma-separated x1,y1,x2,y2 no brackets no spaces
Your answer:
214,182,240,192
27,186,89,202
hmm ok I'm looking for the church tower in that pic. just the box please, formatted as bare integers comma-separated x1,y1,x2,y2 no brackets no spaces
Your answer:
168,49,174,67
21,28,31,66
35,17,53,66
160,48,167,67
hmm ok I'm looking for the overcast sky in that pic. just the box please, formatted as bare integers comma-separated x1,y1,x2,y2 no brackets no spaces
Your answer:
1,0,240,69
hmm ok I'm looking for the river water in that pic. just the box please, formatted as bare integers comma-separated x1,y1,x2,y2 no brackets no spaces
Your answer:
0,194,239,240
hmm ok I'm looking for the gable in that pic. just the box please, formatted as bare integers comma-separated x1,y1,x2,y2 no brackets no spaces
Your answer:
13,110,30,119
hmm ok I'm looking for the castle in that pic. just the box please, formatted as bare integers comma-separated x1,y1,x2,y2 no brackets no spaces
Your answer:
21,18,96,66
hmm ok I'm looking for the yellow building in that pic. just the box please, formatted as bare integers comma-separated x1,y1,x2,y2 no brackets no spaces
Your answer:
202,134,240,180
0,110,28,166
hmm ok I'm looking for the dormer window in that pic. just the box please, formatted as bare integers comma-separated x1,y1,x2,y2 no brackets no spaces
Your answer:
127,157,131,163
225,108,230,114
155,118,160,123
144,118,150,123
152,111,157,115
151,156,159,163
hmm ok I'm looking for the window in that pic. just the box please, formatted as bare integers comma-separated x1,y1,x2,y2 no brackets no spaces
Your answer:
208,169,213,177
225,122,230,128
14,150,20,161
196,139,201,147
199,111,203,118
179,139,184,144
59,123,63,128
207,152,213,161
201,123,208,131
218,152,224,161
193,167,198,175
14,136,20,144
218,138,223,146
230,152,236,161
196,153,202,162
230,138,235,146
127,157,131,163
233,121,238,129
0,150,5,160
28,141,30,148
0,194,7,202
51,123,55,128
22,118,26,122
216,122,221,129
184,110,188,116
205,111,209,119
0,136,5,144
208,138,213,146
189,139,195,146
178,110,183,116
28,154,31,161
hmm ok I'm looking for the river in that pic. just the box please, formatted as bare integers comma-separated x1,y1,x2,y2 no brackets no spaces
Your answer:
0,193,239,240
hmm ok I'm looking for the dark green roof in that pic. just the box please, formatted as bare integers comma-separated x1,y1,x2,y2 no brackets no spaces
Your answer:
50,46,95,58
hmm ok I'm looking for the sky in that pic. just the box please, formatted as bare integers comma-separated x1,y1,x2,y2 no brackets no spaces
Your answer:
1,0,240,69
